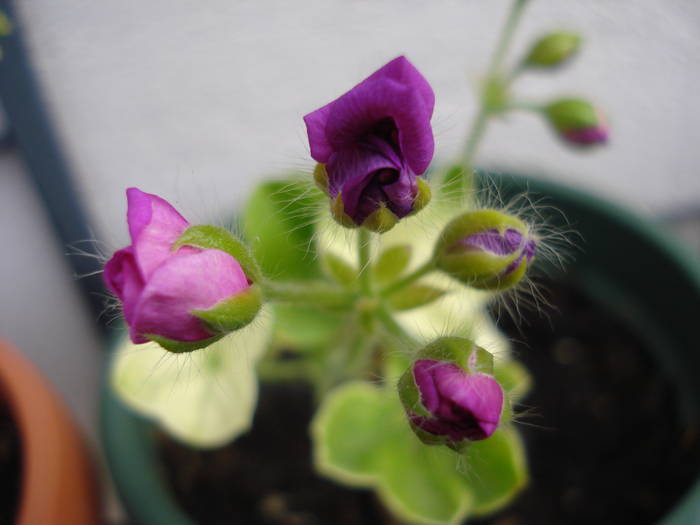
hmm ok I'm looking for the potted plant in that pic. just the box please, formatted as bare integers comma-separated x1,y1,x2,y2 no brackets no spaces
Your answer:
99,1,700,523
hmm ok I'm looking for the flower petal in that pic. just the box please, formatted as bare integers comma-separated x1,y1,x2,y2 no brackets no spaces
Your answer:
126,187,190,280
435,366,503,438
308,56,434,175
303,102,333,163
103,246,145,328
131,249,249,342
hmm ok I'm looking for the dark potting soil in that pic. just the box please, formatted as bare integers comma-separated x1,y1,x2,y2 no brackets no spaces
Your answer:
0,399,21,525
158,281,700,525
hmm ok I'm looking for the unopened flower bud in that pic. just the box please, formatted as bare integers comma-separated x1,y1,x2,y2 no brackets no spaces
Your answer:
104,188,263,353
434,209,536,291
545,98,608,146
524,32,582,68
398,337,505,451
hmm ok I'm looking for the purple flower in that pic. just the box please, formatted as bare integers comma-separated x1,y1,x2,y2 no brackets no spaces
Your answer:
410,359,504,443
104,188,252,347
304,56,434,228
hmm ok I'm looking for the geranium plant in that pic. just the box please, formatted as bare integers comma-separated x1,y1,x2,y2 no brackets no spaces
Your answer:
107,1,607,523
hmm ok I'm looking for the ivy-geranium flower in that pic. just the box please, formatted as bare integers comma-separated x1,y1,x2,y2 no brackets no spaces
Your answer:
304,56,434,232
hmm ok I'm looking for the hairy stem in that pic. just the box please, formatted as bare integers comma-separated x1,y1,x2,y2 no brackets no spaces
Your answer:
261,280,354,308
358,228,372,295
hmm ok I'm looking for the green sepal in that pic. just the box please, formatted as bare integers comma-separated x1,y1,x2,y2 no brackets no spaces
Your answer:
373,244,412,283
145,333,224,353
191,284,262,333
545,98,599,133
362,204,399,233
415,336,495,375
388,284,447,311
174,224,261,282
331,193,359,229
322,252,358,287
409,178,432,216
243,179,322,280
313,163,329,194
525,31,582,68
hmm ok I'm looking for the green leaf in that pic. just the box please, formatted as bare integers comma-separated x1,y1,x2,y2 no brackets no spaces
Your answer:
322,252,358,287
312,382,528,524
111,306,272,448
243,179,322,280
465,427,528,515
373,245,412,283
312,382,392,483
389,284,447,311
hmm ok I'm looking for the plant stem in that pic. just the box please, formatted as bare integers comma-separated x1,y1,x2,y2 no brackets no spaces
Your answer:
380,259,436,298
461,0,530,170
358,228,372,295
261,280,354,308
488,0,529,79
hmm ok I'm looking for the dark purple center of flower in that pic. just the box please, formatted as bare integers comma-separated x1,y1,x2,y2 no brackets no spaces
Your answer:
376,168,400,185
410,407,487,441
368,118,400,152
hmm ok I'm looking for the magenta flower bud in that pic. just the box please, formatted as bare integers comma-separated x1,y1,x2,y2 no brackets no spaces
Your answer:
304,56,435,231
399,337,505,451
435,209,537,291
104,188,261,352
545,98,608,146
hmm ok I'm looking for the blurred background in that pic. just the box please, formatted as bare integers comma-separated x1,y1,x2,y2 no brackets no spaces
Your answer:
0,0,698,522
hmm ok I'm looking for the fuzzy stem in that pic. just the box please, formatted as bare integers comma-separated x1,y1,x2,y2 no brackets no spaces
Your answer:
358,228,372,295
261,280,354,308
380,259,436,298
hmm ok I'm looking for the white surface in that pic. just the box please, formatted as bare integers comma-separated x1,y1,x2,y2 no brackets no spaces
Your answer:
15,0,700,240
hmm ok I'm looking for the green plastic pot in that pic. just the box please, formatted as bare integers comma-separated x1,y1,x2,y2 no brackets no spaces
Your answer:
100,173,700,525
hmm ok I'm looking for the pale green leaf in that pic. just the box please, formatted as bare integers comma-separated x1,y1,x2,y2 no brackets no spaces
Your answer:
111,306,272,448
322,251,358,287
373,245,412,282
389,284,447,311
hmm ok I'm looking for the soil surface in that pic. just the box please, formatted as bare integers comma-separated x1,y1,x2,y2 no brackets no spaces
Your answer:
0,399,21,525
159,281,700,524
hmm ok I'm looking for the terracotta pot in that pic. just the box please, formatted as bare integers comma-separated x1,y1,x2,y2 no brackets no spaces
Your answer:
0,340,100,525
